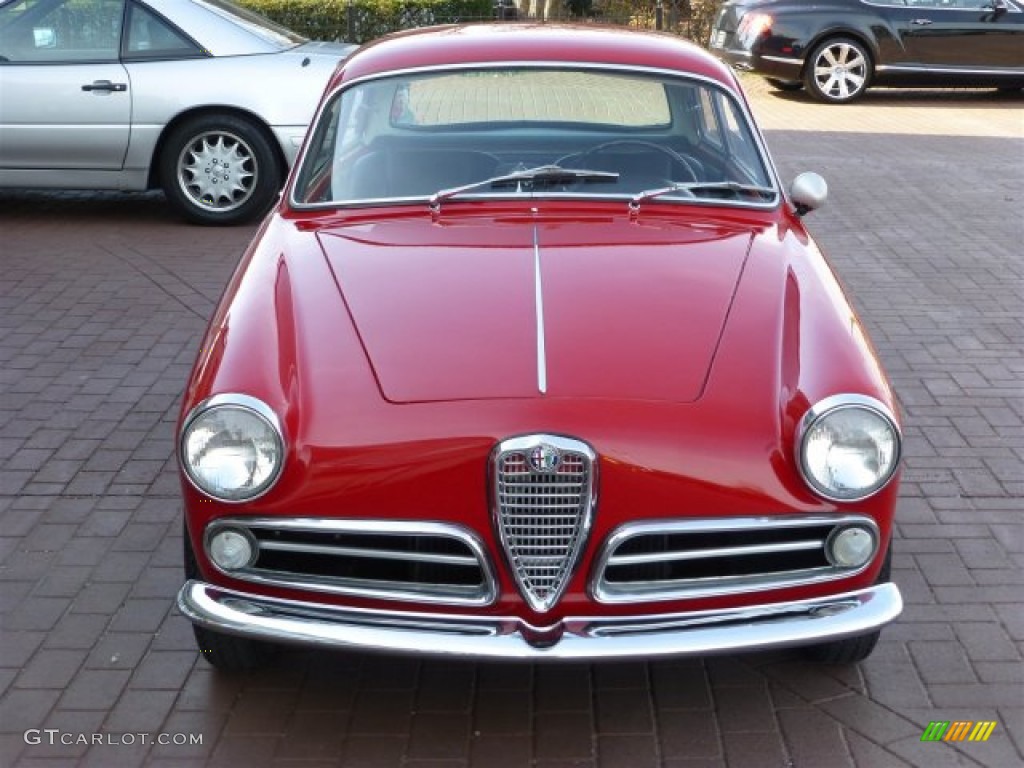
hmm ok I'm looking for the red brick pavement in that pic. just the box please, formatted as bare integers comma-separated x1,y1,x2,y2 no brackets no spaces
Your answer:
1,87,1021,767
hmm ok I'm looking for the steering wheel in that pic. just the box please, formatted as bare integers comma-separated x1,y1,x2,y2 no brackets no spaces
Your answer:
566,140,699,184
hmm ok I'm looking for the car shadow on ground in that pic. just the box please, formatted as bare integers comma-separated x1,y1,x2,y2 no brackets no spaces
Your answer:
767,86,1024,109
1,190,184,227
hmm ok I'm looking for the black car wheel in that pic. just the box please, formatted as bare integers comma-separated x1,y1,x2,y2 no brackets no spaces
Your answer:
765,78,803,92
160,114,282,226
184,524,277,672
803,543,892,664
804,38,872,104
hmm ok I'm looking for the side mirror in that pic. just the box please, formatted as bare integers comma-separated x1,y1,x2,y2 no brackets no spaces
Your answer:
790,172,828,217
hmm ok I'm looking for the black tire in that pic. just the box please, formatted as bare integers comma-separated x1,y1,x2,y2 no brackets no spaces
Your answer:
183,524,277,672
765,78,803,92
803,37,872,104
803,544,892,664
160,114,282,226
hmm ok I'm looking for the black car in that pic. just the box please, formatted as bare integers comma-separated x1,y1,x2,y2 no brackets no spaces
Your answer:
710,0,1024,102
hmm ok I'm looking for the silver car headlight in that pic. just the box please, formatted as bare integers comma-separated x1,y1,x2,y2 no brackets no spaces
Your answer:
180,395,284,502
797,394,901,502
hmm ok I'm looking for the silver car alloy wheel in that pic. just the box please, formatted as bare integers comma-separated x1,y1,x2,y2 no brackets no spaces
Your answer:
177,130,258,213
812,42,868,101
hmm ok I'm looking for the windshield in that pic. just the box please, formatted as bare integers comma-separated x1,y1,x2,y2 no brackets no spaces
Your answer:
294,67,776,208
195,0,305,48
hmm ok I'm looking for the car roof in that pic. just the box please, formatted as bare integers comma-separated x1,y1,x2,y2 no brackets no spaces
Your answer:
331,23,738,91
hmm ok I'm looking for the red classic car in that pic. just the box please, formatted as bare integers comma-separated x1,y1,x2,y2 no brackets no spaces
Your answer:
176,24,903,671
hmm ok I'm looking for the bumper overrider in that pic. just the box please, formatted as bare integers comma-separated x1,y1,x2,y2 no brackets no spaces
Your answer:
178,580,902,661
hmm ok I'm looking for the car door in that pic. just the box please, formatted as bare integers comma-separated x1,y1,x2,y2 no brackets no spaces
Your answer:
901,0,1024,69
0,0,130,171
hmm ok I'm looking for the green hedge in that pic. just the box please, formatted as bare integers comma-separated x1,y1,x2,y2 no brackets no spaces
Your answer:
237,0,494,44
237,0,724,46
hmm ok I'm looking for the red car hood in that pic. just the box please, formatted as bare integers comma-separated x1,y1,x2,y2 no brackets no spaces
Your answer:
317,210,757,403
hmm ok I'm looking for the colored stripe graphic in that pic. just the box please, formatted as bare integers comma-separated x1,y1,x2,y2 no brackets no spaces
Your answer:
944,721,973,742
921,720,997,743
968,722,997,742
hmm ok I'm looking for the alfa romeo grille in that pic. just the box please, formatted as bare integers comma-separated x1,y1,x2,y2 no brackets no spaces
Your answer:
592,515,880,603
204,518,496,606
492,435,597,613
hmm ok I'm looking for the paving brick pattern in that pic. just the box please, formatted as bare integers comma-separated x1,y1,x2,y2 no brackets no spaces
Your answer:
1,86,1022,767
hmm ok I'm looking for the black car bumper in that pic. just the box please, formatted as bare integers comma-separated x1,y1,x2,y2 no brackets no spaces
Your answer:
711,42,804,80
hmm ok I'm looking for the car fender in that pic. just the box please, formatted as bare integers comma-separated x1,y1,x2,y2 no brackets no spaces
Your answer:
124,52,342,180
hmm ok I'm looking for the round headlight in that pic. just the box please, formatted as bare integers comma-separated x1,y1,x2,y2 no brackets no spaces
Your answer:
797,395,900,502
208,528,256,571
180,395,284,502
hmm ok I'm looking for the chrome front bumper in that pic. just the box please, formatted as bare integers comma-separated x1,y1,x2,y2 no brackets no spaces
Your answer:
178,580,902,661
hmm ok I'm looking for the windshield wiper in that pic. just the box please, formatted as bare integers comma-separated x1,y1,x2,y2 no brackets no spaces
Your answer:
429,165,619,210
630,181,777,209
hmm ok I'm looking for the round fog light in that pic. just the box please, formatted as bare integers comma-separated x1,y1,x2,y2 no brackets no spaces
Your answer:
208,528,255,571
827,526,876,568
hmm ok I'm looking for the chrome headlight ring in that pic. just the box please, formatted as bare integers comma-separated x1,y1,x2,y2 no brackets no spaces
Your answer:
796,394,901,503
179,394,285,503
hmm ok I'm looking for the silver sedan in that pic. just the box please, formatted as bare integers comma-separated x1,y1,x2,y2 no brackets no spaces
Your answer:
0,0,354,224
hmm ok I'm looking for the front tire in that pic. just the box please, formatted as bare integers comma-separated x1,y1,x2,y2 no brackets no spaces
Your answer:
804,38,872,104
160,114,282,225
183,524,277,672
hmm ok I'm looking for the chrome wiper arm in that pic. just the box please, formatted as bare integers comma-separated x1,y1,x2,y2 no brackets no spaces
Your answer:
630,181,777,209
429,165,619,210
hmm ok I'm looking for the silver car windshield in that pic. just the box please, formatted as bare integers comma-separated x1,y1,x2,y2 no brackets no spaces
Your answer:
195,0,305,48
294,67,777,208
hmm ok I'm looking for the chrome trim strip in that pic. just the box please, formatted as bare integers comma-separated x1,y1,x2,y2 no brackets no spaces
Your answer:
533,227,547,394
760,55,803,67
257,540,480,567
591,515,881,603
296,192,781,212
607,538,823,566
875,64,1024,76
716,48,753,59
795,394,902,503
178,580,902,660
179,393,285,504
204,518,498,607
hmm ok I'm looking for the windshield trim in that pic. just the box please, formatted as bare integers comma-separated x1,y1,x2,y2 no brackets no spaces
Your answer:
288,61,782,213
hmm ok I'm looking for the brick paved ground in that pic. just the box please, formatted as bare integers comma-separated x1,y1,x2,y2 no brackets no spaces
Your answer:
1,85,1021,767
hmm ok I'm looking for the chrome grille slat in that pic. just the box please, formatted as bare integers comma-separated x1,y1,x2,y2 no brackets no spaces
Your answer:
258,539,481,566
492,435,598,613
204,518,496,606
592,515,880,603
606,539,824,566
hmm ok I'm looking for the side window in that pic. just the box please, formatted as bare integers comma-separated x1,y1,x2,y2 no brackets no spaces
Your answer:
720,93,761,179
0,0,124,63
125,2,203,59
696,89,723,149
713,91,770,185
